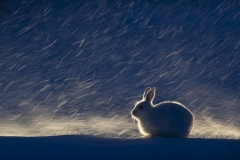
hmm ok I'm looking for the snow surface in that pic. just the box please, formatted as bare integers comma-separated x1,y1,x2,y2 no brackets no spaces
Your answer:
0,0,240,159
1,135,240,160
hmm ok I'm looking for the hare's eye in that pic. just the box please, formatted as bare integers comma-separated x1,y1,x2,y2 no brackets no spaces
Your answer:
139,105,143,109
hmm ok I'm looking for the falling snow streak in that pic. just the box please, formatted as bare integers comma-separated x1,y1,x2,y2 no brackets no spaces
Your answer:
0,0,240,138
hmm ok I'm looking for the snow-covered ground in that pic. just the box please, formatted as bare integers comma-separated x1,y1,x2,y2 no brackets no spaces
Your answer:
1,135,240,160
0,0,240,159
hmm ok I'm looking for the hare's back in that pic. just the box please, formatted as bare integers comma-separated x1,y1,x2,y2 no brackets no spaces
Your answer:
157,102,193,125
158,102,192,116
159,102,193,119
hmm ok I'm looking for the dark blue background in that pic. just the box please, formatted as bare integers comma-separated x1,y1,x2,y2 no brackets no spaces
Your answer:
0,0,240,135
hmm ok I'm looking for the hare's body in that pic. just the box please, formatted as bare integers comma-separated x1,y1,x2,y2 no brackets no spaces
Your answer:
131,88,194,137
135,101,193,137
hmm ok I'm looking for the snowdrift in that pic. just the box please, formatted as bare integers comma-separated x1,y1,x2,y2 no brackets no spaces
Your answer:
1,135,240,160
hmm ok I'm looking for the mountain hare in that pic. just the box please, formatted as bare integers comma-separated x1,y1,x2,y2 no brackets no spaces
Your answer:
131,87,194,137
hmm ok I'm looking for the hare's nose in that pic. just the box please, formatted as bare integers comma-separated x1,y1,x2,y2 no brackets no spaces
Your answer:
131,110,136,116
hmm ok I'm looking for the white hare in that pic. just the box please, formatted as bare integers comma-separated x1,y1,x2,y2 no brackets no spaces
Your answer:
131,87,194,137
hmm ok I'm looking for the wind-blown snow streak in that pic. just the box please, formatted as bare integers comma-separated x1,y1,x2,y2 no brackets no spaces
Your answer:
0,116,139,138
0,114,240,139
1,82,240,139
0,1,240,139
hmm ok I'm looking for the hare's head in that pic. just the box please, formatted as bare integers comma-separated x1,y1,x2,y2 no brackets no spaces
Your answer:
131,87,156,120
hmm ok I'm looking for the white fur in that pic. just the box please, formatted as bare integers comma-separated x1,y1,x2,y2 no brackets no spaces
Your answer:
131,87,194,137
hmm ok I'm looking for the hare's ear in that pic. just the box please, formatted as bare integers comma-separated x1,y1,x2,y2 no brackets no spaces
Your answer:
143,87,151,100
146,87,156,103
